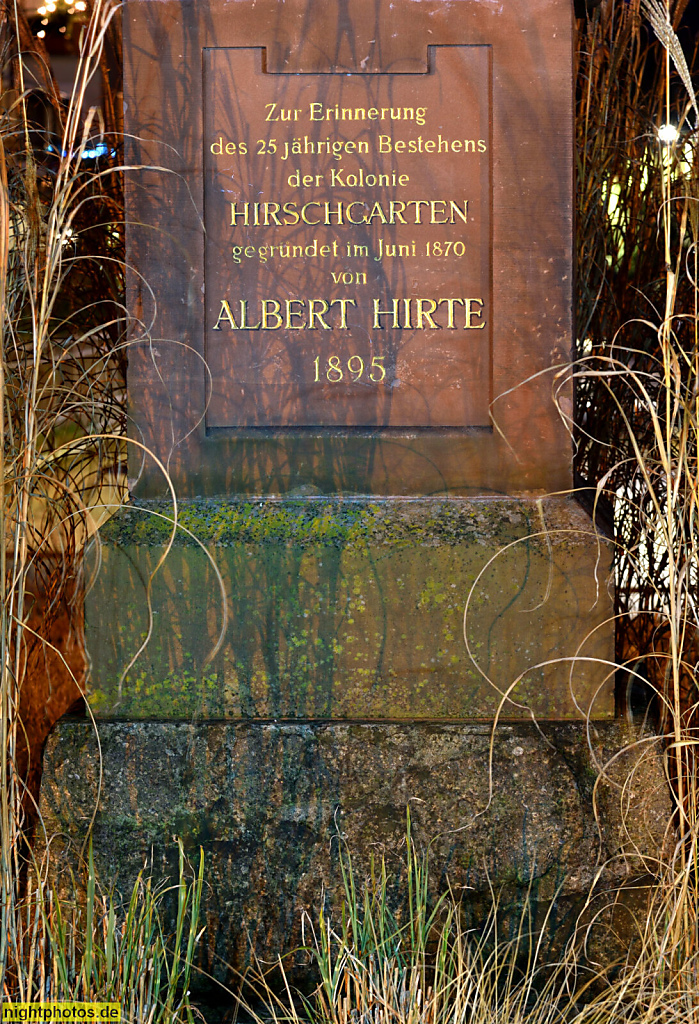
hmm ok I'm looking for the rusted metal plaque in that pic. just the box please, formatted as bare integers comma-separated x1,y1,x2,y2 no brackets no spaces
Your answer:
204,47,491,428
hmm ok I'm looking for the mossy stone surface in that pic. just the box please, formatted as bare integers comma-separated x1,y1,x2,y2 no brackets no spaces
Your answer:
40,718,670,978
85,496,614,719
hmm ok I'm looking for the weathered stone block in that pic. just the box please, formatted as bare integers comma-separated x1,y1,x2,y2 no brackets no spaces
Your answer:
85,497,614,720
40,718,670,978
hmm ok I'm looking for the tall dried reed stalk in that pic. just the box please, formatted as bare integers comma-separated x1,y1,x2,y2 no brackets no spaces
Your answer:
0,2,203,1015
575,0,698,680
574,0,699,998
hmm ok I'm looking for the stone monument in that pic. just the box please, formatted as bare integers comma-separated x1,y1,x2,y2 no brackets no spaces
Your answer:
41,0,664,983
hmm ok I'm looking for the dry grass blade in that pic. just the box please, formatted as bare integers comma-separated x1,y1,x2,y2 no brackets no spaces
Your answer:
1,3,205,1019
574,0,699,1005
231,817,699,1024
640,0,698,123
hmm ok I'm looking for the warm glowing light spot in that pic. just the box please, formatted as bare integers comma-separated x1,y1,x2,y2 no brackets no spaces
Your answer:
658,123,679,145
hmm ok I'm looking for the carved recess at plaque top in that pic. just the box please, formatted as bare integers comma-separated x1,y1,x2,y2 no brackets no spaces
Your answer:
204,47,492,429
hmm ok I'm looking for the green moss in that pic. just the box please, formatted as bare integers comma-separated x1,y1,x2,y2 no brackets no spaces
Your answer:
100,497,537,551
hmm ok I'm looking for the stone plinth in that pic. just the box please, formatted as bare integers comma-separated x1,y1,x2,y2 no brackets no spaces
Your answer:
85,496,613,722
40,718,669,979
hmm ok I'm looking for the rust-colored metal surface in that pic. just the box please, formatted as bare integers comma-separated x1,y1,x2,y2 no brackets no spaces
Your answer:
124,0,573,496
